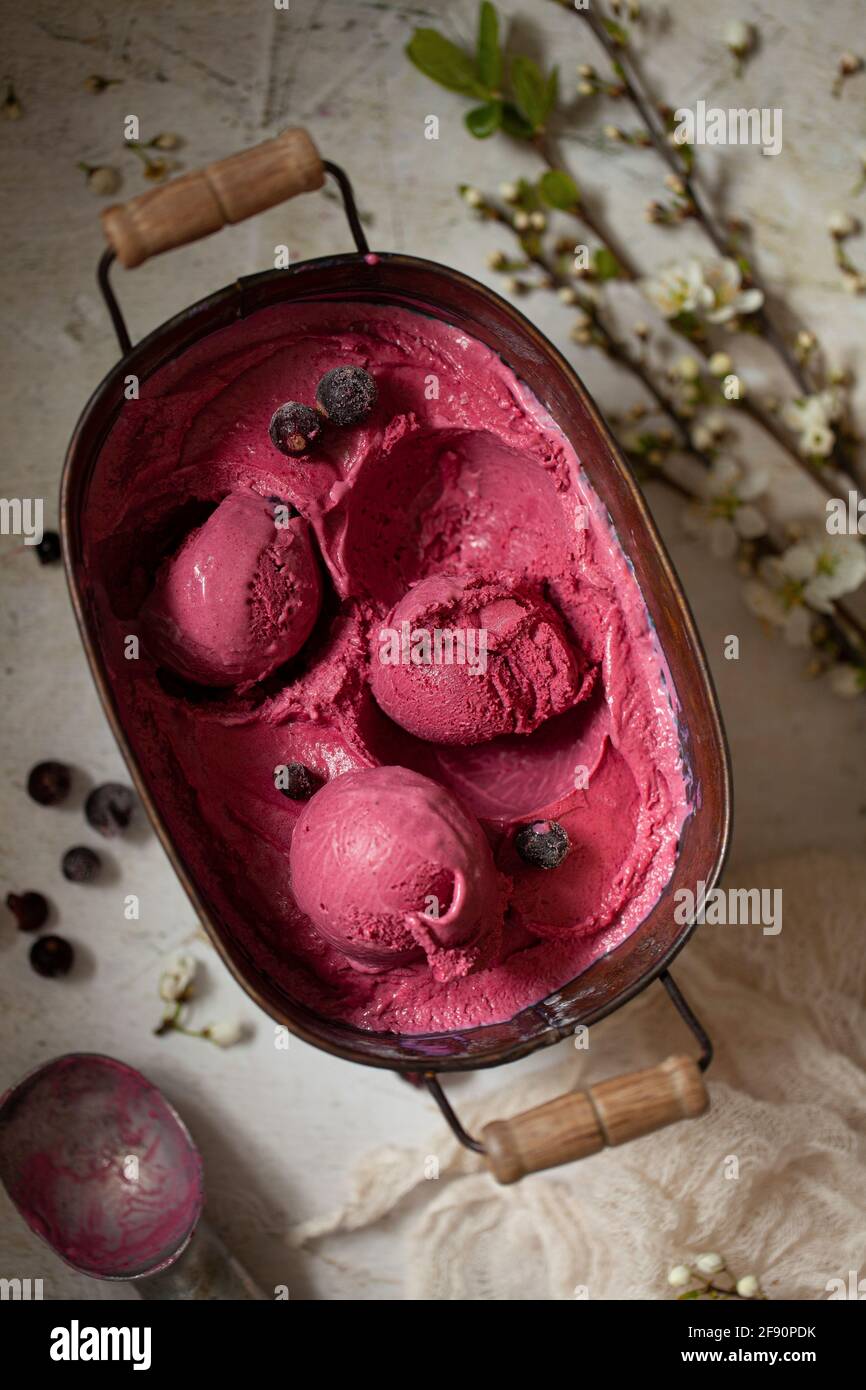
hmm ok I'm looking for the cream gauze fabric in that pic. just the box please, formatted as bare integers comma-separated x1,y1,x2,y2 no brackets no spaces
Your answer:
289,852,866,1300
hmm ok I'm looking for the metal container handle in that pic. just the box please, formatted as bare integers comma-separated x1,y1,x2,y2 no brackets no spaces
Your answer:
102,127,325,269
424,972,711,1184
97,131,368,353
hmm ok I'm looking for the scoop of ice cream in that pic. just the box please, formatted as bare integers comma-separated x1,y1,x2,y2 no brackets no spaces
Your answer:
370,574,596,745
141,490,321,687
289,765,505,980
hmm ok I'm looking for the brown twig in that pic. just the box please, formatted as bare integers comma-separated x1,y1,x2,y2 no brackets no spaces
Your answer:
533,133,636,281
484,199,695,448
574,5,805,384
528,133,854,505
569,1,864,492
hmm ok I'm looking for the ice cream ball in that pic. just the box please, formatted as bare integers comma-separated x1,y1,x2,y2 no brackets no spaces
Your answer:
141,490,322,687
289,765,506,979
370,573,596,745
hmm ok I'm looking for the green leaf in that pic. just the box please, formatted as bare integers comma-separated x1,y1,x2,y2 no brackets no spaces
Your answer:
501,101,536,140
593,246,623,280
465,100,502,138
476,2,502,92
511,55,547,130
636,431,661,452
538,168,579,209
543,65,559,120
671,309,700,336
406,28,489,99
602,18,629,47
516,176,538,204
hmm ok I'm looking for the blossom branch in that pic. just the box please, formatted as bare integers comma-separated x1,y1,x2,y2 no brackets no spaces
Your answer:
524,127,858,503
473,192,866,661
407,4,866,693
567,1,864,491
571,3,807,388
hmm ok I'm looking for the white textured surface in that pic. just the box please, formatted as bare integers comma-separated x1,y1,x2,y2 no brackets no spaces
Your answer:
1,0,865,1300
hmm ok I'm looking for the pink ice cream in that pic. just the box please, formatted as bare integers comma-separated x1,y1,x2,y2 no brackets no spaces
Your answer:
83,299,691,1036
370,573,596,744
141,489,321,687
290,765,505,980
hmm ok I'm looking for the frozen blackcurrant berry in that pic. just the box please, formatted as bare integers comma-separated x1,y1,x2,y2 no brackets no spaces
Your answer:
36,531,61,564
514,820,570,870
30,935,74,977
266,495,298,518
6,891,49,931
278,762,321,801
27,760,71,805
269,402,323,456
315,367,377,426
85,782,135,837
62,846,102,883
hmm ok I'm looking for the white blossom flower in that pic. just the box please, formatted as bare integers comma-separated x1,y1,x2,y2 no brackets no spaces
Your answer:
736,1274,760,1298
725,21,754,57
745,535,866,645
668,1264,692,1287
781,534,866,612
815,385,845,420
159,952,196,1002
701,259,764,323
827,210,857,239
744,569,814,645
805,422,835,455
696,1252,725,1275
830,664,866,697
781,388,843,457
691,424,715,452
677,355,701,380
708,351,733,376
205,1018,244,1048
463,186,483,208
704,411,728,436
643,259,713,319
499,181,519,203
682,456,769,558
643,258,762,324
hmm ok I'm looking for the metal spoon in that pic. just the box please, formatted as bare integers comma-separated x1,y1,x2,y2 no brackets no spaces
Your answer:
0,1053,263,1299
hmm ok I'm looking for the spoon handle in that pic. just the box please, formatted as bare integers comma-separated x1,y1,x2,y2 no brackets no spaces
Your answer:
137,1219,265,1301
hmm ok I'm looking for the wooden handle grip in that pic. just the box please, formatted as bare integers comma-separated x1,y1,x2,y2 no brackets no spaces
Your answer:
101,127,325,269
482,1054,708,1184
